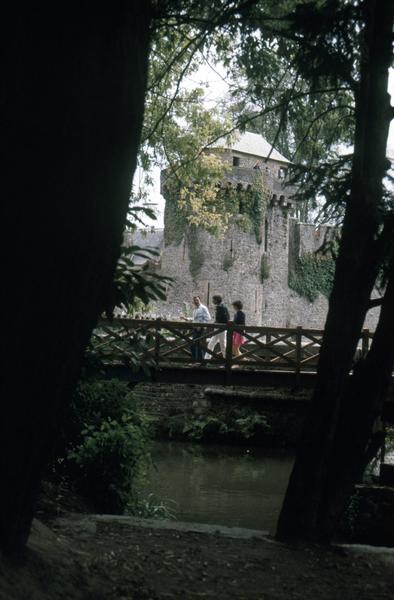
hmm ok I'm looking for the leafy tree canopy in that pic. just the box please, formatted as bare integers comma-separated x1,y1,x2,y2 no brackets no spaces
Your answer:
139,0,392,229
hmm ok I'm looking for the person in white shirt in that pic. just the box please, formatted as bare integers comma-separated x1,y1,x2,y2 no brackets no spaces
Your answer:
191,296,211,361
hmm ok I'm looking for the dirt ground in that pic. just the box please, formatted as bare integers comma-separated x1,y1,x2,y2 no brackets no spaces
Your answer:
22,513,394,600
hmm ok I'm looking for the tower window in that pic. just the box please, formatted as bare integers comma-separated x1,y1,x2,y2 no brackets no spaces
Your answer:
264,218,269,252
232,156,240,167
278,167,287,179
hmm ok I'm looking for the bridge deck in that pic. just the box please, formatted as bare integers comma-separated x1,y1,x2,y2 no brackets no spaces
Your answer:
105,363,318,387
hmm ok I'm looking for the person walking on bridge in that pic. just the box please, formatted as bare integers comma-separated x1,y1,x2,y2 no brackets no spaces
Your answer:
191,296,211,361
205,295,230,360
232,300,246,357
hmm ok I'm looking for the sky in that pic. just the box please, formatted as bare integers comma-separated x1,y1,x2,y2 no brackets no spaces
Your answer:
135,67,394,230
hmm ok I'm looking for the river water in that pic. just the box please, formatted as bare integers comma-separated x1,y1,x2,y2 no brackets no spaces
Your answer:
142,442,294,533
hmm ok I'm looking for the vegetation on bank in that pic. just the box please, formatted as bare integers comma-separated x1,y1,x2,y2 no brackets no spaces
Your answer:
151,403,305,448
49,378,167,517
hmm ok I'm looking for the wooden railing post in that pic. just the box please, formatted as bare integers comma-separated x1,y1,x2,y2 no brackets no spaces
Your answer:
225,322,234,384
154,318,161,364
361,328,370,359
295,326,302,386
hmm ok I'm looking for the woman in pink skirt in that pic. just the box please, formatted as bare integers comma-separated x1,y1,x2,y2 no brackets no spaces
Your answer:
232,300,246,357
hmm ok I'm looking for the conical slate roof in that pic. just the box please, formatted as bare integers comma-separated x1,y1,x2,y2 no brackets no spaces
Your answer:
209,130,291,164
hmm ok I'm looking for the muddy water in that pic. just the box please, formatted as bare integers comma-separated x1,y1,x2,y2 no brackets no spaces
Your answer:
143,442,294,533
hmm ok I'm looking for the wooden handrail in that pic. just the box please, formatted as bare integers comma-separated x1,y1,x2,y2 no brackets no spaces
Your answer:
93,318,375,376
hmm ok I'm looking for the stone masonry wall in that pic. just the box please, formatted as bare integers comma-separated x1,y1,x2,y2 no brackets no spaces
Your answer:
154,205,380,329
156,203,331,327
132,383,206,417
157,217,265,323
151,150,381,329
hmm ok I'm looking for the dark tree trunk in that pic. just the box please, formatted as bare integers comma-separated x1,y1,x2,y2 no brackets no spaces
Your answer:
0,3,152,553
277,0,394,542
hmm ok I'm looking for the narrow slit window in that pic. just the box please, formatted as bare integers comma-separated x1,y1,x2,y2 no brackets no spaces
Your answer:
264,218,269,252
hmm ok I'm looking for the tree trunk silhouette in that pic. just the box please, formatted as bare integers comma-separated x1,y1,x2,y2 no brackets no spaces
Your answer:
0,2,151,553
277,0,394,542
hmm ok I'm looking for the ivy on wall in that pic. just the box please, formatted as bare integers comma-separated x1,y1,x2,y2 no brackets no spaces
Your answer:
260,254,270,283
289,253,336,303
238,189,265,243
163,195,187,246
222,251,234,271
187,225,205,281
163,174,270,282
164,184,268,247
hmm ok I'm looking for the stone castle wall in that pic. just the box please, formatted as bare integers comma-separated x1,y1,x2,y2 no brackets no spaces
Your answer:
156,196,331,326
142,147,380,330
150,200,380,330
158,217,264,322
155,200,328,326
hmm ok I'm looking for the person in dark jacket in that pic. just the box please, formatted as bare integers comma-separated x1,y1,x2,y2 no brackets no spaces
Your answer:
205,294,229,359
232,300,246,356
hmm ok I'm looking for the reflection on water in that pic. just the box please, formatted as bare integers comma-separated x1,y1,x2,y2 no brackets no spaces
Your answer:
142,442,294,532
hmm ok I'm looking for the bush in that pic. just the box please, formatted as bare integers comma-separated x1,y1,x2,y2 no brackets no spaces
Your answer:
181,407,270,443
54,379,152,514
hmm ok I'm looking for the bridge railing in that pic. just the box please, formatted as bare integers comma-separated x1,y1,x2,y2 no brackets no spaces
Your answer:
91,318,373,375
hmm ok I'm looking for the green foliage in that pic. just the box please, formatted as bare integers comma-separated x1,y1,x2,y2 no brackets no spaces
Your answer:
232,186,267,243
289,252,336,303
67,379,134,439
108,244,171,317
128,492,175,520
223,0,356,223
142,31,234,235
164,182,268,250
342,490,361,540
68,414,149,513
260,255,270,283
187,225,205,281
164,195,188,246
87,323,158,375
57,379,152,514
142,1,378,230
126,298,153,318
181,408,270,443
102,203,171,319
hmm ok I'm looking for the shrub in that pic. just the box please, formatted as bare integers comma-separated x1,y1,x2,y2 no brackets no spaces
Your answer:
54,379,152,514
181,408,270,443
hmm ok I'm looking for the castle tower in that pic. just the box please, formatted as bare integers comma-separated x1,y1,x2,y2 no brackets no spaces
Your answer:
158,131,297,325
132,131,380,330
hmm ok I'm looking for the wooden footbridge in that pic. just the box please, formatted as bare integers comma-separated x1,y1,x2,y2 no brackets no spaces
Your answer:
92,318,372,388
91,318,394,421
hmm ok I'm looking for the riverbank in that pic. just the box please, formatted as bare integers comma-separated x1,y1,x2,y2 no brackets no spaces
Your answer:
3,513,394,599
